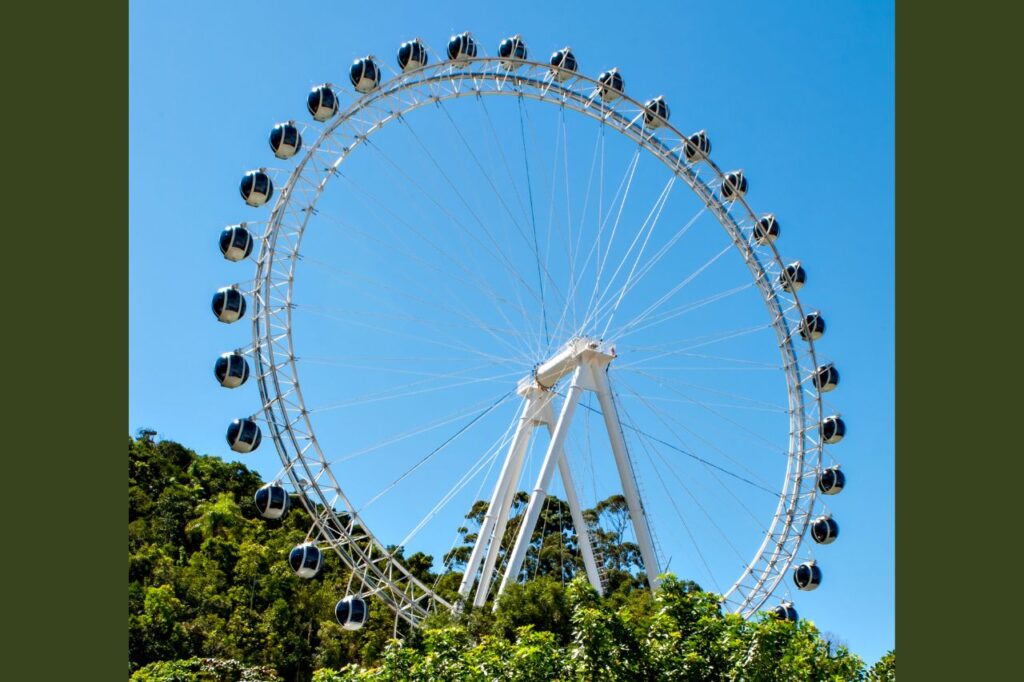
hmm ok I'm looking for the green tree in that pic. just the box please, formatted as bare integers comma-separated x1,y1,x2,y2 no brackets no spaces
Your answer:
867,649,896,681
134,585,189,666
494,576,572,643
129,434,886,681
130,657,283,681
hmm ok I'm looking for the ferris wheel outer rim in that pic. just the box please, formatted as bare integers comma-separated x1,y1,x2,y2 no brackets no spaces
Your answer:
245,55,831,624
252,57,826,620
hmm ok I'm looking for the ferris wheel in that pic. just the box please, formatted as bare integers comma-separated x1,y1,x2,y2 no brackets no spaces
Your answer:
211,32,847,631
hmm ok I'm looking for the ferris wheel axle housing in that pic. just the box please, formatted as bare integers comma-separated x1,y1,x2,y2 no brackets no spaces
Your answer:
521,337,615,395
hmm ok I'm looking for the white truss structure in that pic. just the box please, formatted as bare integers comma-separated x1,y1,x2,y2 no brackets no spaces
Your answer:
243,55,832,626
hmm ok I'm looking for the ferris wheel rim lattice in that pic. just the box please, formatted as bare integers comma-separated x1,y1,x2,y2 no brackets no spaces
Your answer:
211,32,848,629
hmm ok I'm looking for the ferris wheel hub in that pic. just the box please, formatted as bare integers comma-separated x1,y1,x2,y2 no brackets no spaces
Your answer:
519,337,616,395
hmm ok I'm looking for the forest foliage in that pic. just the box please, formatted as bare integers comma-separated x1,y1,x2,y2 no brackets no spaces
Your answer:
129,435,893,681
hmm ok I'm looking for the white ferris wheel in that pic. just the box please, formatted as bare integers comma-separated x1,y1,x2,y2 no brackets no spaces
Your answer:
211,32,847,632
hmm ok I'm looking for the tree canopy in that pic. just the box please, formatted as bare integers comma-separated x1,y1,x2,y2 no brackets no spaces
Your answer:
128,435,893,681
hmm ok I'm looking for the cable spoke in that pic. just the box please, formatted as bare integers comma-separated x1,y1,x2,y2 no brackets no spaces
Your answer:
611,242,735,340
613,375,778,490
619,370,787,453
595,175,677,337
580,144,643,333
329,391,515,466
355,391,515,515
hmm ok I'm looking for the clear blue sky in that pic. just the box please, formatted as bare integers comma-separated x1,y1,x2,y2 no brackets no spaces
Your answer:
130,0,893,663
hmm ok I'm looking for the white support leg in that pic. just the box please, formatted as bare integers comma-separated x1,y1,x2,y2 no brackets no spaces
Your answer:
496,366,585,601
451,338,660,613
592,365,662,590
555,441,604,595
458,397,538,601
537,400,604,596
472,449,527,607
473,397,604,604
472,397,543,607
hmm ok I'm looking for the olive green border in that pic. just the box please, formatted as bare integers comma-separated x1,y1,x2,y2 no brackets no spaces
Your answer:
6,2,126,679
896,1,1018,677
10,1,1014,677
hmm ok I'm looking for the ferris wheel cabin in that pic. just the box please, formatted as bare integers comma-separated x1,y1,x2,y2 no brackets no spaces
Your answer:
643,96,670,128
211,287,246,323
239,169,273,207
779,262,806,292
772,602,798,622
219,224,253,262
289,543,323,579
226,418,262,453
820,415,846,444
721,170,748,200
350,57,381,94
269,122,302,160
596,68,625,101
813,363,840,392
397,39,428,71
549,47,578,81
754,214,781,244
799,312,826,341
684,130,711,162
214,352,250,388
447,32,477,62
793,561,822,591
810,515,839,545
335,596,369,630
307,84,339,122
254,484,289,520
498,34,528,68
817,466,846,495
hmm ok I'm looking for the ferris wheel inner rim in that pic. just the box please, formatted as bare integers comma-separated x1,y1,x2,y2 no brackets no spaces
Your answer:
250,56,826,623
